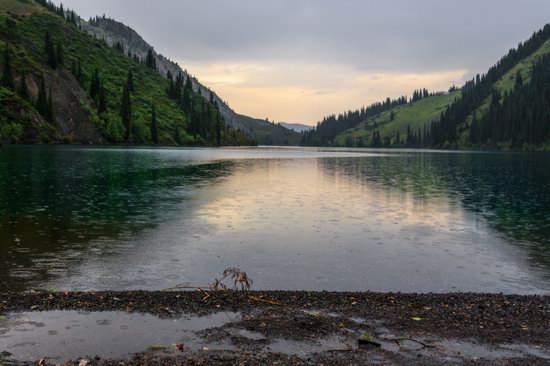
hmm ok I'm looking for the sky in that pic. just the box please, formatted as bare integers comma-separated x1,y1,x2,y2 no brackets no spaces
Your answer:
55,0,550,125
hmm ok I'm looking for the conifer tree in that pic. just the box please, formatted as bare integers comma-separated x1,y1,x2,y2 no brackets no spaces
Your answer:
1,45,15,90
90,68,100,99
45,32,57,69
98,87,107,114
120,84,132,143
126,69,135,92
44,30,51,54
215,116,222,146
145,49,156,70
150,104,159,144
182,75,193,112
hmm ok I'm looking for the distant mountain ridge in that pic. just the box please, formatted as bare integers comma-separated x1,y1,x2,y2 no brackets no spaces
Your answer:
81,16,301,145
280,122,312,133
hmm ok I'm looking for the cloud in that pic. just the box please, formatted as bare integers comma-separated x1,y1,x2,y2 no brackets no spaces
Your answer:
57,0,550,123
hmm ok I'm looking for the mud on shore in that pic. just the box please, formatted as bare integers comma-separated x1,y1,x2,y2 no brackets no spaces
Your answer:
1,291,549,365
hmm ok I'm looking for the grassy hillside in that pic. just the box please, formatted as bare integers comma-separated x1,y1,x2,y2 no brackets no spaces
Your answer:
308,23,550,150
334,92,460,146
333,37,550,148
0,0,253,145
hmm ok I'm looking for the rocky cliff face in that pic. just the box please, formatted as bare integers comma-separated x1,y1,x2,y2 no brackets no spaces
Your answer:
2,69,103,144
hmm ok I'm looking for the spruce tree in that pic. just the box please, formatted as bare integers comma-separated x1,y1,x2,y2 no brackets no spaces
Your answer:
215,116,222,146
44,30,51,54
150,104,159,144
145,49,156,70
45,32,57,69
120,84,132,143
1,45,15,90
98,87,107,114
90,69,100,99
126,69,135,92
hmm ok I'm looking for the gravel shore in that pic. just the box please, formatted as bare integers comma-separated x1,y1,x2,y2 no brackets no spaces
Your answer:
1,291,549,365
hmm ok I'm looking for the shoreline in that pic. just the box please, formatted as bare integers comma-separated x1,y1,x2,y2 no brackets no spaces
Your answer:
1,291,550,365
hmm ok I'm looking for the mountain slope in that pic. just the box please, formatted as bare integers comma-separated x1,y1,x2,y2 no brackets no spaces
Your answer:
81,16,301,145
306,23,550,149
280,122,312,133
334,91,459,147
0,0,254,145
458,38,550,144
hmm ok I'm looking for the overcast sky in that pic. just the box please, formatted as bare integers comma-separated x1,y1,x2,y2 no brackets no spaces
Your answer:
56,0,550,125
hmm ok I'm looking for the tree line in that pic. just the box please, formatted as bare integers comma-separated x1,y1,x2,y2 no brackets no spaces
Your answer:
301,96,408,146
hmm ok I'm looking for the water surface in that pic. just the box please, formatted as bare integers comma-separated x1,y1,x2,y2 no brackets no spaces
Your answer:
0,146,549,293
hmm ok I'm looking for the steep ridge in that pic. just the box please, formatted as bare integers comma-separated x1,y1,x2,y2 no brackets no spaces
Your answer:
81,16,301,146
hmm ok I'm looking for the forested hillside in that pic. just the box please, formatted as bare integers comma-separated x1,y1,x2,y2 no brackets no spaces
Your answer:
303,23,550,150
0,0,255,145
81,16,301,146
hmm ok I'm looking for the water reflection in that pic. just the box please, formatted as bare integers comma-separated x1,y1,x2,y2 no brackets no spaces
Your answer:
318,152,550,274
0,146,549,293
0,147,233,291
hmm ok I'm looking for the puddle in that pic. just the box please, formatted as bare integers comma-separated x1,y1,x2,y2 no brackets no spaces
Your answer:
269,335,355,356
436,339,550,361
376,333,550,361
0,311,240,363
1,310,549,364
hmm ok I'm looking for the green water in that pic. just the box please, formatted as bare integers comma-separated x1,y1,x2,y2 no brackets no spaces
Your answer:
0,146,549,293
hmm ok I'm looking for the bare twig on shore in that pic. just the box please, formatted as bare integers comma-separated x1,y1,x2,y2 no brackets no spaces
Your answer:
161,267,253,300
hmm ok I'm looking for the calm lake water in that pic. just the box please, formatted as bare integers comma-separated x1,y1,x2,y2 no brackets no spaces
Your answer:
0,146,549,294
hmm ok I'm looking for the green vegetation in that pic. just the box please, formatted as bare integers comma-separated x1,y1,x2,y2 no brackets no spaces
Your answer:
0,0,254,146
304,23,550,150
334,92,460,147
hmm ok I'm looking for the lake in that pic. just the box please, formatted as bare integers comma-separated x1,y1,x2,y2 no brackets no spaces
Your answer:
0,146,549,294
